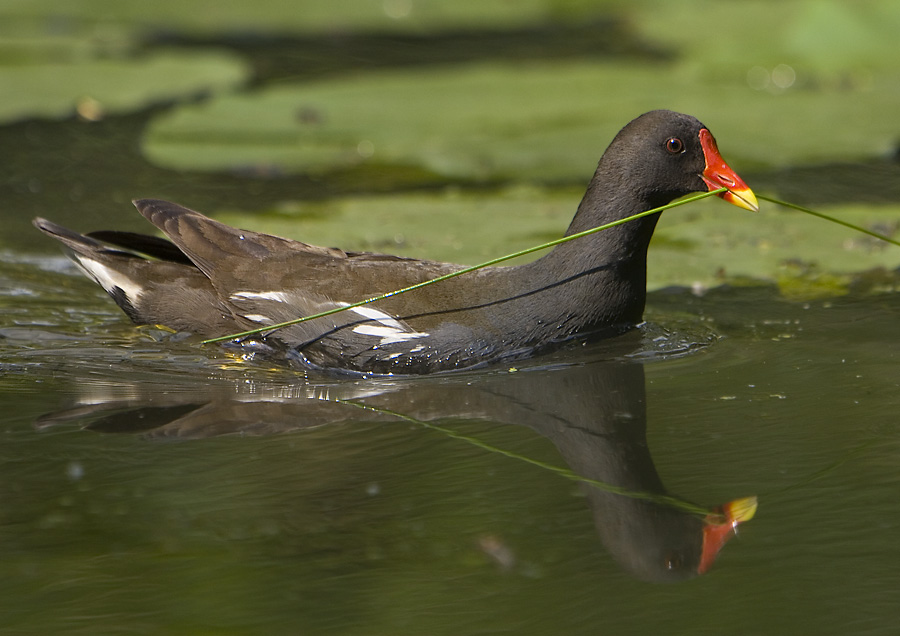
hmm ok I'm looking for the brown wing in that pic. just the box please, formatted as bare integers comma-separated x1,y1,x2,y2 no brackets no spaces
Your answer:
131,199,476,351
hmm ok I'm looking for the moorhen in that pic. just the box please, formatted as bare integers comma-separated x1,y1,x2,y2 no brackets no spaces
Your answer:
34,109,757,374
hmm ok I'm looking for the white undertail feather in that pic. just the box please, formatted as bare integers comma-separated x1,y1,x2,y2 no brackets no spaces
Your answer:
74,257,143,304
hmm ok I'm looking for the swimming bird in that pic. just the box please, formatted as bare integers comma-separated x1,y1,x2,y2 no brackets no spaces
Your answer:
34,109,757,374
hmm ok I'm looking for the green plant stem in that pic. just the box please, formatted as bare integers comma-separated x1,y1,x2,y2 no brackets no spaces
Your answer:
760,194,900,248
203,188,727,344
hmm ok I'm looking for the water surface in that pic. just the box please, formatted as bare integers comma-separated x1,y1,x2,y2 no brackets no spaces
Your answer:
3,261,898,634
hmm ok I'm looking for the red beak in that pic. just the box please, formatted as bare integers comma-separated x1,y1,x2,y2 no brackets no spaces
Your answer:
699,129,759,212
698,495,758,574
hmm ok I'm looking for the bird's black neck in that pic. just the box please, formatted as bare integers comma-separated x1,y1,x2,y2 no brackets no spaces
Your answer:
497,174,666,344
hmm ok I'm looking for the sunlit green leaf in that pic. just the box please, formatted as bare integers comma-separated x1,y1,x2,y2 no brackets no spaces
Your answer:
0,50,249,124
142,60,900,180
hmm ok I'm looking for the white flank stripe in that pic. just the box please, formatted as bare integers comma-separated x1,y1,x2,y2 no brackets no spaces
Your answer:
348,305,407,330
345,304,430,345
76,257,143,302
231,290,292,303
352,324,429,345
243,314,273,324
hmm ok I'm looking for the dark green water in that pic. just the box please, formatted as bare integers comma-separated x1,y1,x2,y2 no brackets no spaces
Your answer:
3,255,899,634
2,15,900,636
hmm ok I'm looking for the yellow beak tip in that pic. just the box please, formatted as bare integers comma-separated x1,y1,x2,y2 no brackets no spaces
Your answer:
728,188,760,212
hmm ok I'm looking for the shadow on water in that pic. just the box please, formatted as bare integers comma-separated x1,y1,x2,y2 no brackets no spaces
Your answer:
147,18,671,85
35,339,755,584
3,108,460,253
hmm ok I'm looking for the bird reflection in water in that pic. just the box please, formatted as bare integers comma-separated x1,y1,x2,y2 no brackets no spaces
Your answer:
36,351,756,583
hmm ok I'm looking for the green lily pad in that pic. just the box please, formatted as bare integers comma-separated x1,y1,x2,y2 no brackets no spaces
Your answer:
648,198,900,293
0,49,249,124
142,59,900,181
634,0,900,77
211,188,900,293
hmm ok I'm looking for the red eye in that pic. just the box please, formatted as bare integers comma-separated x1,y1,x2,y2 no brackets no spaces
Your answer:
666,137,684,154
